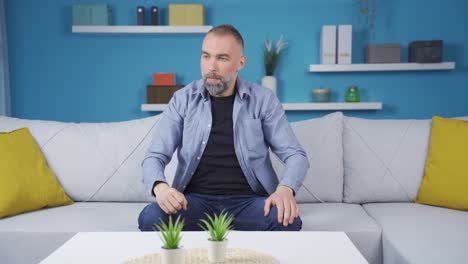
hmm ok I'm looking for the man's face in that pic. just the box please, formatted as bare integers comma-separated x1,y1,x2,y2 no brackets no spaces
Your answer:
200,33,246,96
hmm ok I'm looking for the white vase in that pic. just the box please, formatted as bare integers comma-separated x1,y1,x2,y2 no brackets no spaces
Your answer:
208,239,228,263
161,247,184,264
261,75,277,95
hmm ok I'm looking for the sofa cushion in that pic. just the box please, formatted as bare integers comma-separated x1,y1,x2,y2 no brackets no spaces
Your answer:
0,112,341,203
300,203,382,264
363,203,468,264
0,115,163,202
0,202,147,232
343,117,432,203
416,116,468,210
272,112,344,203
0,128,73,218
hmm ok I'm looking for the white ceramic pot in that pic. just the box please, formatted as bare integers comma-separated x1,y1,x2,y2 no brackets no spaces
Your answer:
261,75,277,95
208,239,228,263
161,247,184,264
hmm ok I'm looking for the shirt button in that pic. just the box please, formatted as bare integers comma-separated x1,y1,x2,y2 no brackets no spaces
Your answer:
197,156,200,160
208,124,211,127
202,141,206,145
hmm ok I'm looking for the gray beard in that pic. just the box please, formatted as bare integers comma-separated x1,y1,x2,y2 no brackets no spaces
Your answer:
204,79,229,96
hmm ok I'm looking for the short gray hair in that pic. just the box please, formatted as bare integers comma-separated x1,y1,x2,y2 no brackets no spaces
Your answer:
207,24,244,50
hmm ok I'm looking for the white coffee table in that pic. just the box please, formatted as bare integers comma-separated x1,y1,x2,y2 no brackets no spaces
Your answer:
40,231,368,264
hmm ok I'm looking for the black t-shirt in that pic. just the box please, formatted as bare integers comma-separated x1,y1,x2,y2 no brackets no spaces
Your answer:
184,91,255,195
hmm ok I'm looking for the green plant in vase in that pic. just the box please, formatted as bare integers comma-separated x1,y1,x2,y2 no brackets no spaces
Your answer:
154,215,185,264
199,210,234,262
262,35,288,95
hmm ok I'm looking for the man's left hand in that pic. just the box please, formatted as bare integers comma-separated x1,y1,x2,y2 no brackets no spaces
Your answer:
264,185,300,227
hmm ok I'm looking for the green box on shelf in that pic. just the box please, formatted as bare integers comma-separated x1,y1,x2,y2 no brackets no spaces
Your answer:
72,4,112,25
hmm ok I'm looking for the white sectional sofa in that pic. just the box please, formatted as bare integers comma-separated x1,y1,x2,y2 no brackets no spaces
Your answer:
1,112,467,264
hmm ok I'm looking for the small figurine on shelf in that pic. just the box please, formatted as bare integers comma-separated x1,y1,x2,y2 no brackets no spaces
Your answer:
345,86,360,102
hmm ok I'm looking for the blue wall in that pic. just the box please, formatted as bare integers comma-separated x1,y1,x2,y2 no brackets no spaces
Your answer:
5,0,468,122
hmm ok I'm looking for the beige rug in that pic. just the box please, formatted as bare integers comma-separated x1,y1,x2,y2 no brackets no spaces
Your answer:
123,247,280,264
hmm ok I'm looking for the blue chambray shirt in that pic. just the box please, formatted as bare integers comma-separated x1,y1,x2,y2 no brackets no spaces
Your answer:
142,77,309,196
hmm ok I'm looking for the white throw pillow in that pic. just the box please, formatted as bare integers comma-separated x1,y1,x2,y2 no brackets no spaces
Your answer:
271,112,344,203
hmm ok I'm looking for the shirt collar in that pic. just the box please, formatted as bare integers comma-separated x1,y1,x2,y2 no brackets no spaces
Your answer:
192,77,251,101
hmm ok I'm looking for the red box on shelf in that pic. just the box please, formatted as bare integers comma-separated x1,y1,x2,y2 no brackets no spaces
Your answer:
153,73,175,86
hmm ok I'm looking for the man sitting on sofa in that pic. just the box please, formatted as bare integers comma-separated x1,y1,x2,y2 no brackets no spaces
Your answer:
138,24,309,232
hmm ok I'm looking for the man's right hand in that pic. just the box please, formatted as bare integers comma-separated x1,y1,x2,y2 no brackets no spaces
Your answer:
153,182,188,214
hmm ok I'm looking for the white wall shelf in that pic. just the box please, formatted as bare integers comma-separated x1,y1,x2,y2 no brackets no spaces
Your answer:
141,102,382,112
141,104,167,111
309,62,455,72
72,25,213,34
282,102,382,110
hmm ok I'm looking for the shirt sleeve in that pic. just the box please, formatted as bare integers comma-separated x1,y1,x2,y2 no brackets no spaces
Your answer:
261,92,310,195
141,91,185,196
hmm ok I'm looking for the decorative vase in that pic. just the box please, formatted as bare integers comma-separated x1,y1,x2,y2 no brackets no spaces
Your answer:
161,247,184,264
345,86,360,102
261,75,277,95
312,88,331,102
208,239,228,263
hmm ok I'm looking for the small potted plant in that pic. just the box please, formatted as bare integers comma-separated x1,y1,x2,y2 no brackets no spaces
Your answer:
154,215,185,264
262,35,288,95
199,210,234,263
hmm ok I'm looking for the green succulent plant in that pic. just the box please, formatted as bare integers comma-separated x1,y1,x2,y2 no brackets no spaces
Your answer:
154,215,184,249
199,210,234,241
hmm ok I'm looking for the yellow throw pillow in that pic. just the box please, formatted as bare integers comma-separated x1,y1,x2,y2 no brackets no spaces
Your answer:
416,116,468,210
0,127,73,218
